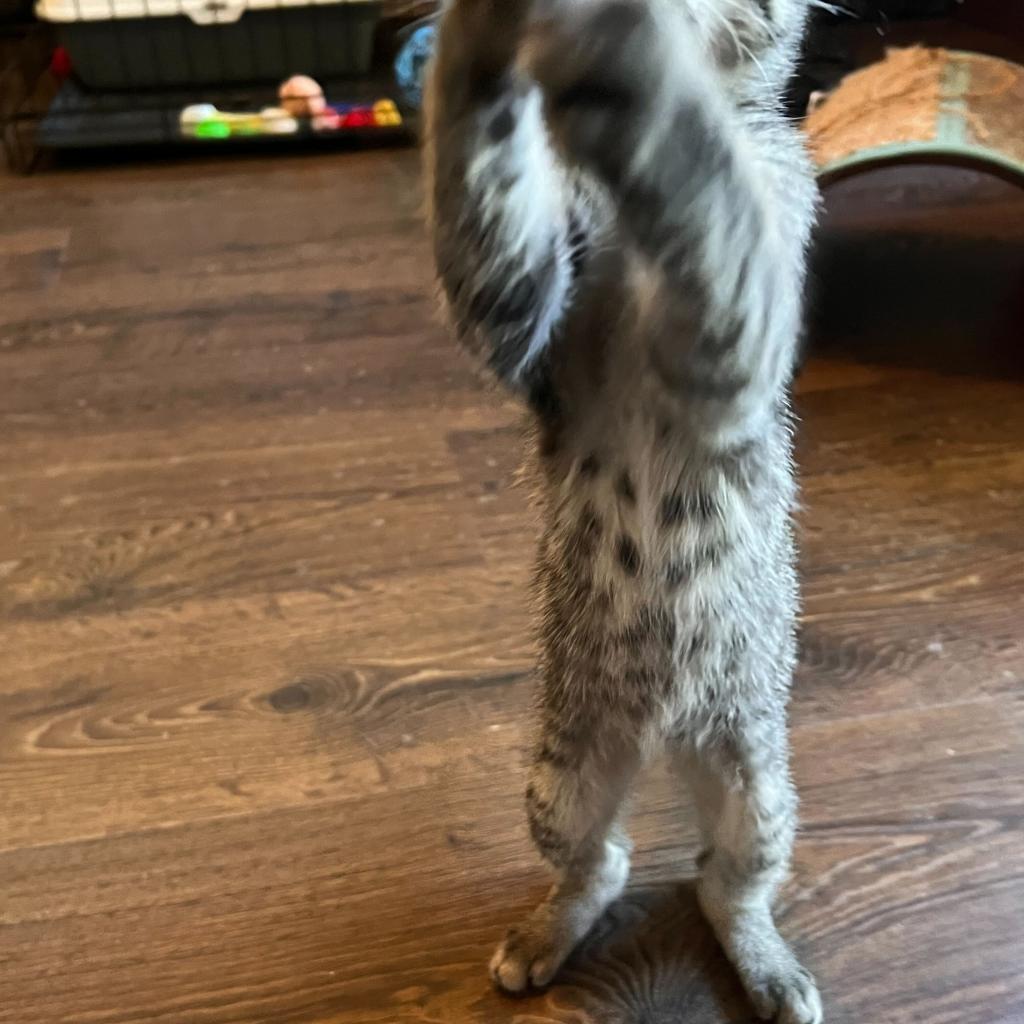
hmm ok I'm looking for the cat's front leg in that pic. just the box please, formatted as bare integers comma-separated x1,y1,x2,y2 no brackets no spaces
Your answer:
525,0,816,446
426,0,590,392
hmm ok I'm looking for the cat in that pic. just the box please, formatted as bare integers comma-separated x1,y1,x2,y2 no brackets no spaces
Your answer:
424,1,822,1021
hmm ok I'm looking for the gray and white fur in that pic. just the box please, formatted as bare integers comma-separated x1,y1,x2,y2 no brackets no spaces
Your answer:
425,1,822,1021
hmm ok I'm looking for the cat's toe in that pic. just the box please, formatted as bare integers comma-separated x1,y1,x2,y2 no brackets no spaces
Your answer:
488,926,564,993
750,966,823,1024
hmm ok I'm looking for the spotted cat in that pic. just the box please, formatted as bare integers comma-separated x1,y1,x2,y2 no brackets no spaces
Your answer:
425,1,822,1020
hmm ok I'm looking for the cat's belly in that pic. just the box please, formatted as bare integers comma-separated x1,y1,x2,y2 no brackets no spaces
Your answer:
534,413,798,738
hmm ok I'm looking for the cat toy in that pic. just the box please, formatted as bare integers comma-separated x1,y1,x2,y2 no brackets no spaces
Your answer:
278,75,402,131
313,100,403,132
179,104,298,139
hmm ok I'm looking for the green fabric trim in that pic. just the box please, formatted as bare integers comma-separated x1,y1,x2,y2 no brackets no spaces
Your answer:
817,140,1024,182
937,53,972,150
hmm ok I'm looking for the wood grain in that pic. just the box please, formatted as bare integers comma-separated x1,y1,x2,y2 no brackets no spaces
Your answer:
1,153,1022,1024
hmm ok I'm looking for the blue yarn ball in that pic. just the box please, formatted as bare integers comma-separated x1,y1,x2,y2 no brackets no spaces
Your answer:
395,24,437,110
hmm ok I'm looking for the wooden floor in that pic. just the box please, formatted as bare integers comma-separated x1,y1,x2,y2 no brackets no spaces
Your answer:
1,149,1022,1024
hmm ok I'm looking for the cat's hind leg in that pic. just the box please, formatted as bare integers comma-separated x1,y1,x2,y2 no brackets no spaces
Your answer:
490,720,642,992
671,734,823,1024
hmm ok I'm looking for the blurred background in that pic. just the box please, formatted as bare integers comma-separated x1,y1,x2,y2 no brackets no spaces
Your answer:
1,3,1022,1024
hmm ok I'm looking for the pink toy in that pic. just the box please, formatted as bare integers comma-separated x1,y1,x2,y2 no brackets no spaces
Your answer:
278,75,326,118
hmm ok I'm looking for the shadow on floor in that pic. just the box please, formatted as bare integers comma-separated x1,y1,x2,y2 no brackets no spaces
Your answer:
474,883,758,1024
809,229,1024,380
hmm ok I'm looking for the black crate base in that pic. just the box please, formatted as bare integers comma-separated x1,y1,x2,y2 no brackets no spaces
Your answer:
36,75,413,151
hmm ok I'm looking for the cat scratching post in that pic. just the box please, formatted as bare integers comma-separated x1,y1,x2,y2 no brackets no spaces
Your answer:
804,47,1024,188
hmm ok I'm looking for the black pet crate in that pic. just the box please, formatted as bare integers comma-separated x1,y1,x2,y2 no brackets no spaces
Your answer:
38,0,381,89
1,0,434,171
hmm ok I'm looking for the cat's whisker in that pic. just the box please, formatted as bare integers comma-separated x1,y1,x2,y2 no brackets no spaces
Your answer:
713,3,771,85
806,0,858,16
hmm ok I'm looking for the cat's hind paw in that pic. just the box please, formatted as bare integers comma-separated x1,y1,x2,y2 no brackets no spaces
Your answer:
749,965,823,1024
489,923,570,992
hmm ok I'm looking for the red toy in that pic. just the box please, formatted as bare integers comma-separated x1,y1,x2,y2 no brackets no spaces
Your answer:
313,100,402,132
